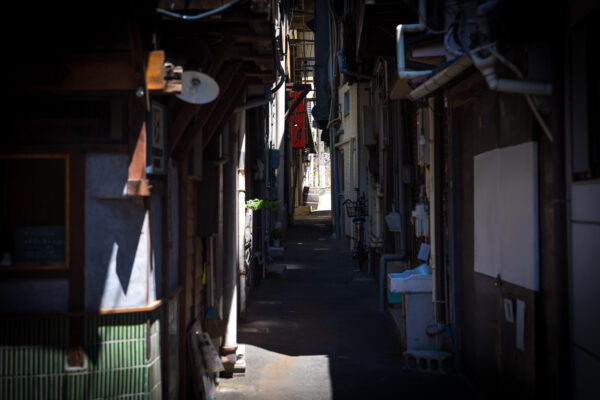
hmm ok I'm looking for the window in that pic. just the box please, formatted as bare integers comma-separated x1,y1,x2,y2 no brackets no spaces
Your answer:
343,91,350,116
0,155,69,269
338,151,345,192
571,10,600,180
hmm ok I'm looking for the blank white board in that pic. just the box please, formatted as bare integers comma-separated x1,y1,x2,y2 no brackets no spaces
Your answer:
474,142,539,291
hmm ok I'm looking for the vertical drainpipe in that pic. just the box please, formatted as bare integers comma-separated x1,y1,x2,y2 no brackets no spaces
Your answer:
275,13,286,227
276,68,285,226
331,126,341,239
224,110,246,355
237,111,247,316
217,130,224,320
396,0,432,79
426,98,438,323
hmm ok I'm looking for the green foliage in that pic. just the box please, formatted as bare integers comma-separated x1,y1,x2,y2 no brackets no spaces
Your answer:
245,198,279,211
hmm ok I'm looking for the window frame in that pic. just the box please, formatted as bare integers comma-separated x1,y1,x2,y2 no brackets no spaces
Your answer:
0,153,70,271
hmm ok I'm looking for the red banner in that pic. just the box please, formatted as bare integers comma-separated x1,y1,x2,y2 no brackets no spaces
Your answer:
290,91,305,148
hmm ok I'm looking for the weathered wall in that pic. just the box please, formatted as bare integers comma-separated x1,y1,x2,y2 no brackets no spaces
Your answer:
0,280,69,313
337,83,370,238
150,193,163,301
168,164,180,295
451,76,539,397
84,154,150,311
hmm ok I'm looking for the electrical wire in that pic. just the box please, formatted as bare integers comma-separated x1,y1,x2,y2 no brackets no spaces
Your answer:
488,47,554,143
156,0,243,21
443,24,465,57
271,43,287,94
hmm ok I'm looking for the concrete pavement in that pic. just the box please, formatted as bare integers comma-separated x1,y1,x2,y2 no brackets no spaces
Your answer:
217,210,482,399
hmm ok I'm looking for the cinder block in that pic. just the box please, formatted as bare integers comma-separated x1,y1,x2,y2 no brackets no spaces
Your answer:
403,350,453,374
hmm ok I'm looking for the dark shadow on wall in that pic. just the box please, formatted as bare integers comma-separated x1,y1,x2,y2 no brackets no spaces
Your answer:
85,197,147,311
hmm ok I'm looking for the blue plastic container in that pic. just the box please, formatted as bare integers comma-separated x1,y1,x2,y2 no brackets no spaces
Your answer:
387,290,403,304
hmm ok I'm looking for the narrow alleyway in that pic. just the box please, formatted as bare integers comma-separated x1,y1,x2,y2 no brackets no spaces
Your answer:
217,211,481,400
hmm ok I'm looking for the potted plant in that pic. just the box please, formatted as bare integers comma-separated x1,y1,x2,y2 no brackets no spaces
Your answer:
269,227,284,247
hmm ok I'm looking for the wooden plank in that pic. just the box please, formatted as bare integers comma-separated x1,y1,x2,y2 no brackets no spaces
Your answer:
172,62,243,158
67,153,85,367
198,332,224,372
126,179,152,196
194,237,204,318
187,321,208,400
128,97,147,182
178,156,189,399
2,144,129,154
146,50,166,90
68,153,85,286
0,300,163,319
201,76,247,150
127,4,149,111
22,50,167,93
207,38,234,76
167,44,235,156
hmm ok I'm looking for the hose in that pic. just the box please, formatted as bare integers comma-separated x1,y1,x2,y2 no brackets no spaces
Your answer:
156,0,243,21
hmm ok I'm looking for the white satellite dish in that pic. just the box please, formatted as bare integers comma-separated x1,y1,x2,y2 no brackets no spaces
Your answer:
176,71,220,104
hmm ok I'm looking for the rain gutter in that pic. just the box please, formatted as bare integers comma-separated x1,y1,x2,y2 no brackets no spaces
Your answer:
407,56,473,100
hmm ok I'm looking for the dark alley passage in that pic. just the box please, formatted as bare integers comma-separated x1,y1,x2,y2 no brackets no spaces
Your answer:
2,2,596,399
217,211,480,400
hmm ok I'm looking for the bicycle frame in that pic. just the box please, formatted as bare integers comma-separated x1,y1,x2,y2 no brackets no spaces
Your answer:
343,192,368,269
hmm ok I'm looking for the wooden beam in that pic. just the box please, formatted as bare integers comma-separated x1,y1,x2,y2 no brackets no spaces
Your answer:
168,43,235,155
24,53,137,91
227,54,273,63
127,96,149,196
234,34,272,43
67,153,85,368
20,51,166,93
202,76,247,149
127,4,149,110
207,38,234,76
172,62,242,158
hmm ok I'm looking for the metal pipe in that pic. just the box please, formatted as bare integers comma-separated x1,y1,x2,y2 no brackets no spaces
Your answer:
495,79,552,96
396,0,432,79
234,97,271,113
471,46,554,142
471,50,553,95
331,127,341,240
379,254,404,312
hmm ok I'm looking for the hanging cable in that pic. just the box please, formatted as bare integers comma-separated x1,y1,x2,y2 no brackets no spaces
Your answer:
443,24,465,57
488,47,553,143
270,32,286,94
156,0,243,21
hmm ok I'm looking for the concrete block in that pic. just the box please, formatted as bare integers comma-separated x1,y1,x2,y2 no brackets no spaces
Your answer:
403,350,453,374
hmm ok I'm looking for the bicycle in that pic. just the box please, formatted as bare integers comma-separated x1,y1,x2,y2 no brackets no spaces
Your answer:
342,192,368,270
